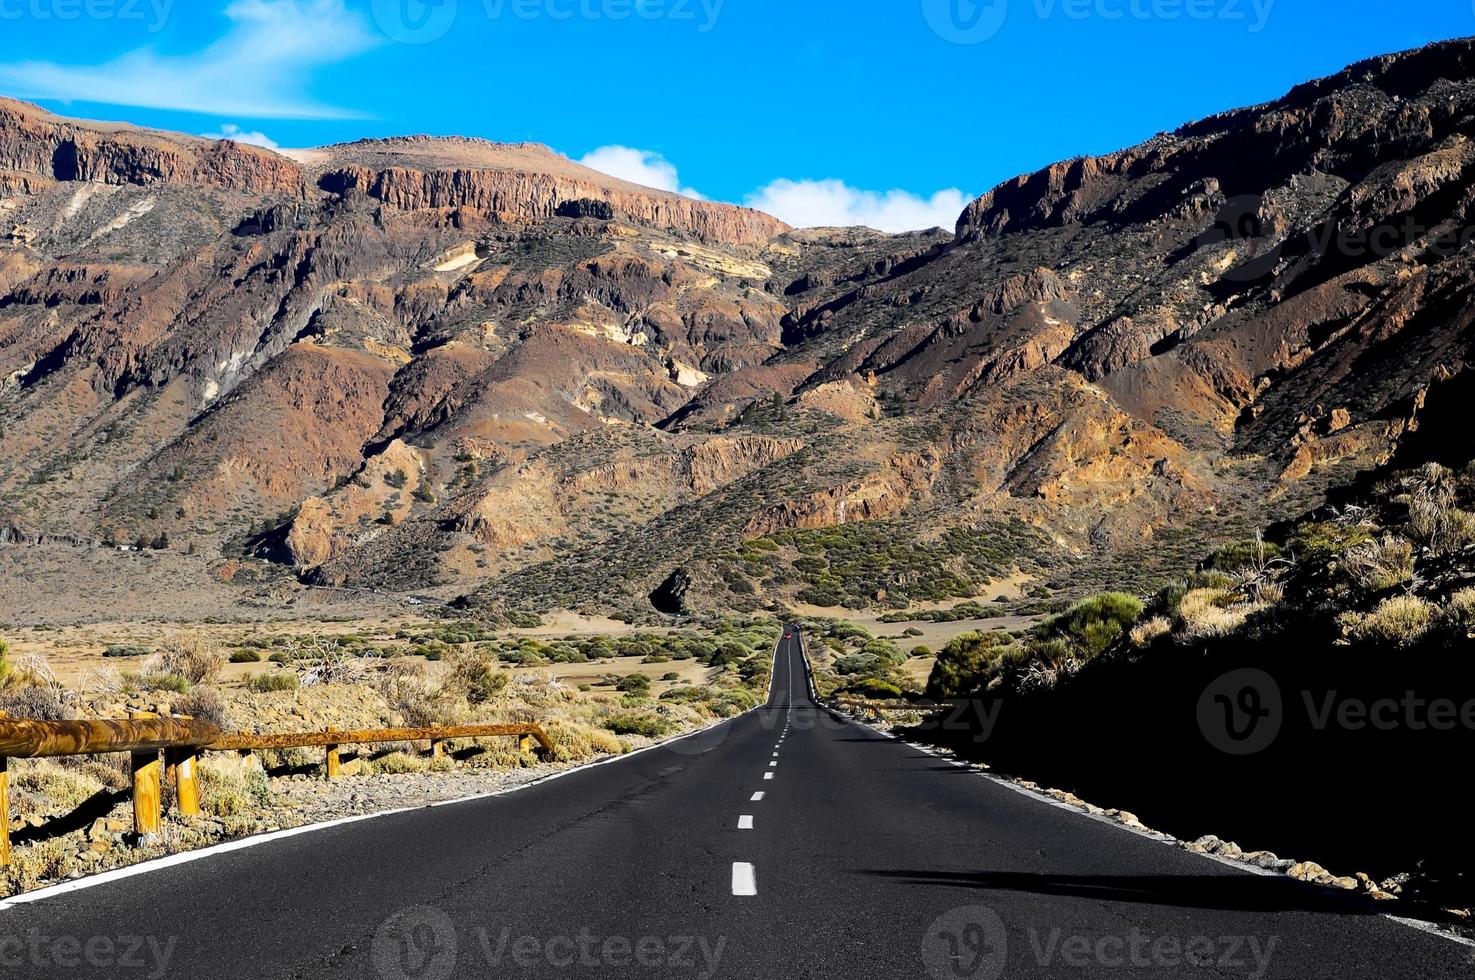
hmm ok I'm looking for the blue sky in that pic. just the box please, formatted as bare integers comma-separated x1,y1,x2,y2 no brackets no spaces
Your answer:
0,1,1470,230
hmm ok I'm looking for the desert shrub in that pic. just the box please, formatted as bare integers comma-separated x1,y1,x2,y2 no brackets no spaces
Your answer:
229,650,263,663
246,672,299,693
1037,592,1144,659
587,729,626,755
926,632,1016,699
102,644,151,659
174,687,232,728
140,673,191,694
1442,588,1475,636
372,751,428,775
846,677,904,699
446,650,509,705
1129,616,1173,647
1291,521,1373,560
616,673,652,695
198,762,271,817
1345,535,1415,592
144,636,226,685
1207,539,1283,572
1175,588,1250,639
832,654,881,676
11,762,104,814
661,671,681,681
0,639,10,689
0,683,66,720
910,645,932,658
1341,595,1436,648
604,712,669,738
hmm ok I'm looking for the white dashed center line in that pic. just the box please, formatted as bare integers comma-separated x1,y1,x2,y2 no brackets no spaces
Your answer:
738,815,754,830
763,772,774,780
750,791,764,801
732,862,757,896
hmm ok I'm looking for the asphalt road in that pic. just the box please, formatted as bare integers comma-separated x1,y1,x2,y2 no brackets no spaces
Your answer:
1,630,1469,979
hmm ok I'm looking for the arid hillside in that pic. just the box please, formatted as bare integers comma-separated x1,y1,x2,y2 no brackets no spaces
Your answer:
4,39,1475,622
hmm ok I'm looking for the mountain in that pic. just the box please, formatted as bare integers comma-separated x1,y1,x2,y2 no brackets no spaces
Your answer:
4,38,1475,622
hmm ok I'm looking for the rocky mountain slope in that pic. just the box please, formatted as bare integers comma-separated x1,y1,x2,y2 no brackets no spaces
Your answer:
4,39,1475,621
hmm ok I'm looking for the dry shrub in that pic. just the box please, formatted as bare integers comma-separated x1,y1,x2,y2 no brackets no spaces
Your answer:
379,669,464,727
1175,588,1254,639
1341,595,1436,648
1129,616,1172,648
1443,588,1475,635
2,839,76,894
1345,535,1415,591
0,683,67,720
174,686,233,728
371,749,430,773
198,761,271,818
145,635,226,686
10,761,106,818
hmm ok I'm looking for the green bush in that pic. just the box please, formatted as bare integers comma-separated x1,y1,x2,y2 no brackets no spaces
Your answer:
247,672,300,693
604,713,669,738
229,650,263,663
1036,592,1144,660
141,673,191,694
926,632,1016,699
846,678,904,699
616,673,652,695
102,644,151,659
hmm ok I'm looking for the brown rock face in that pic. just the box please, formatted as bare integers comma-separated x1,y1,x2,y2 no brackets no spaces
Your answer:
0,99,305,197
318,163,785,247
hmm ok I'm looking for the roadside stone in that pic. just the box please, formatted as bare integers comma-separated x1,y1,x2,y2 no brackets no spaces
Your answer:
1243,850,1280,869
1288,861,1327,881
1370,890,1398,901
1328,876,1360,891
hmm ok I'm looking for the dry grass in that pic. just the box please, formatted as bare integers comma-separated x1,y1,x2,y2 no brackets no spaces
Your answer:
1345,535,1416,592
1340,595,1436,648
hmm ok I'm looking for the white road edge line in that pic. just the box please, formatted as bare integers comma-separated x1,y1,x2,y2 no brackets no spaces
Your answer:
738,815,754,830
732,862,757,896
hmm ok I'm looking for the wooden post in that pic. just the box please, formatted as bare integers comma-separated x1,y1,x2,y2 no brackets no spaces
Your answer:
0,754,9,868
166,748,201,817
130,711,162,836
1,712,9,867
166,714,201,817
517,734,535,753
429,739,444,760
325,728,341,779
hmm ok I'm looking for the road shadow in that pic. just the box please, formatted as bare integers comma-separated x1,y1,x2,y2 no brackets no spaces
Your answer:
858,869,1383,916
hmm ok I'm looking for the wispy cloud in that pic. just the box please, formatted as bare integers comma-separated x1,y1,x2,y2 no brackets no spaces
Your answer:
577,146,705,199
746,179,968,233
0,0,378,120
201,124,280,149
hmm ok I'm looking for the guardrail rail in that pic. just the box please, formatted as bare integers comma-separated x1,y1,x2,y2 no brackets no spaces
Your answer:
0,709,553,866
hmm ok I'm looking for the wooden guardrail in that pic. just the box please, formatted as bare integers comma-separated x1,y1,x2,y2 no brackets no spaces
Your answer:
0,709,553,866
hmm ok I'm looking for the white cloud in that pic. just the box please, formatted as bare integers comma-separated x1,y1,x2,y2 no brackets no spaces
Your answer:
201,124,280,150
0,0,378,120
745,179,969,233
577,146,704,199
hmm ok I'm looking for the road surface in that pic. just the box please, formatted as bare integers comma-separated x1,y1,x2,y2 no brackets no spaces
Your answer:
0,630,1468,978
